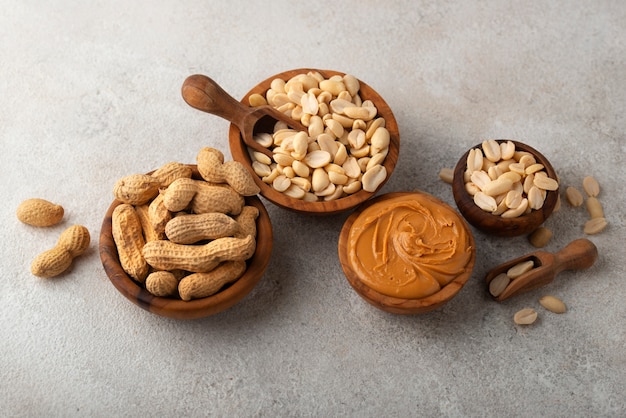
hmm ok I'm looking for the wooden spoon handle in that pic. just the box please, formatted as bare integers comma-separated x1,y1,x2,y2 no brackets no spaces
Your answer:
553,238,598,274
181,74,249,130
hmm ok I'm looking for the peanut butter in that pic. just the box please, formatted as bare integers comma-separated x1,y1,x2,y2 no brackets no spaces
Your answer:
347,193,473,299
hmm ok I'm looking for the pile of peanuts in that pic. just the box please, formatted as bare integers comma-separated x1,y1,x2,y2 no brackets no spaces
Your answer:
247,71,390,201
463,140,559,217
110,147,261,301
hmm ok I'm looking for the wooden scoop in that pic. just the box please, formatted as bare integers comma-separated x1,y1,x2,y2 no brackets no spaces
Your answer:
181,74,307,158
485,238,598,302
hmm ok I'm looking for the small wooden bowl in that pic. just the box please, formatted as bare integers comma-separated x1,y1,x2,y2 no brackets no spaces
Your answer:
338,191,476,314
452,140,559,237
99,166,273,320
228,68,400,215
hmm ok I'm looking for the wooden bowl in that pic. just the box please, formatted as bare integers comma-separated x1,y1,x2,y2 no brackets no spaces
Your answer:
338,191,476,314
99,166,273,320
228,68,400,215
452,140,559,237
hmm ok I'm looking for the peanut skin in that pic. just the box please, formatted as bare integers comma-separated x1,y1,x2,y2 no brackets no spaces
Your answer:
31,225,90,278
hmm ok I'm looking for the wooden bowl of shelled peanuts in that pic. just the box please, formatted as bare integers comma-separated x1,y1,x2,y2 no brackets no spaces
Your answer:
338,191,476,314
452,140,559,237
228,68,401,215
99,165,273,320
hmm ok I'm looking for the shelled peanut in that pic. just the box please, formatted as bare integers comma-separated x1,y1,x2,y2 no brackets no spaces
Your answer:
488,259,536,298
248,71,390,201
463,140,559,217
528,226,552,248
513,295,567,326
564,175,607,235
582,176,607,234
110,150,260,300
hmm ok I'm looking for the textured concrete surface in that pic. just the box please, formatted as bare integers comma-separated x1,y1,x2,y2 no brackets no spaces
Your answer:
1,1,624,416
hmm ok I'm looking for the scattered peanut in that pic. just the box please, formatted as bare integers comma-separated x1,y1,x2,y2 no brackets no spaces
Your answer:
565,186,584,207
248,71,391,201
463,140,558,218
573,175,608,234
584,217,607,235
528,226,552,248
585,196,604,219
539,295,567,314
582,176,600,197
31,225,90,278
17,198,64,227
514,308,538,325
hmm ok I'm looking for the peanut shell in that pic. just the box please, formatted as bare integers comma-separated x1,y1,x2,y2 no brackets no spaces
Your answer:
17,198,64,227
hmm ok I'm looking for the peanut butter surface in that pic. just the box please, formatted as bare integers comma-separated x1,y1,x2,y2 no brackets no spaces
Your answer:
347,193,473,299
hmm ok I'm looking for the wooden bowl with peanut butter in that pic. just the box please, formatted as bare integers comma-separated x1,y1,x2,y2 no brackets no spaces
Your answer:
452,140,559,237
226,68,401,215
99,165,273,320
338,191,476,314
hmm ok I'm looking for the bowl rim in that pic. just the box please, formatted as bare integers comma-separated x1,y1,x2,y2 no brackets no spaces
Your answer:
452,140,559,237
99,165,273,320
338,191,476,314
228,68,400,215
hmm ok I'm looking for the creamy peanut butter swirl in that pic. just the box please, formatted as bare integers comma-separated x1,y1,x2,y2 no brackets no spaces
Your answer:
348,193,472,299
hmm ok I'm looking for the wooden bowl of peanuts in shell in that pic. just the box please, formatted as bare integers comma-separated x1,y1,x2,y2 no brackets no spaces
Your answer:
452,140,559,237
228,68,400,215
99,160,273,320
